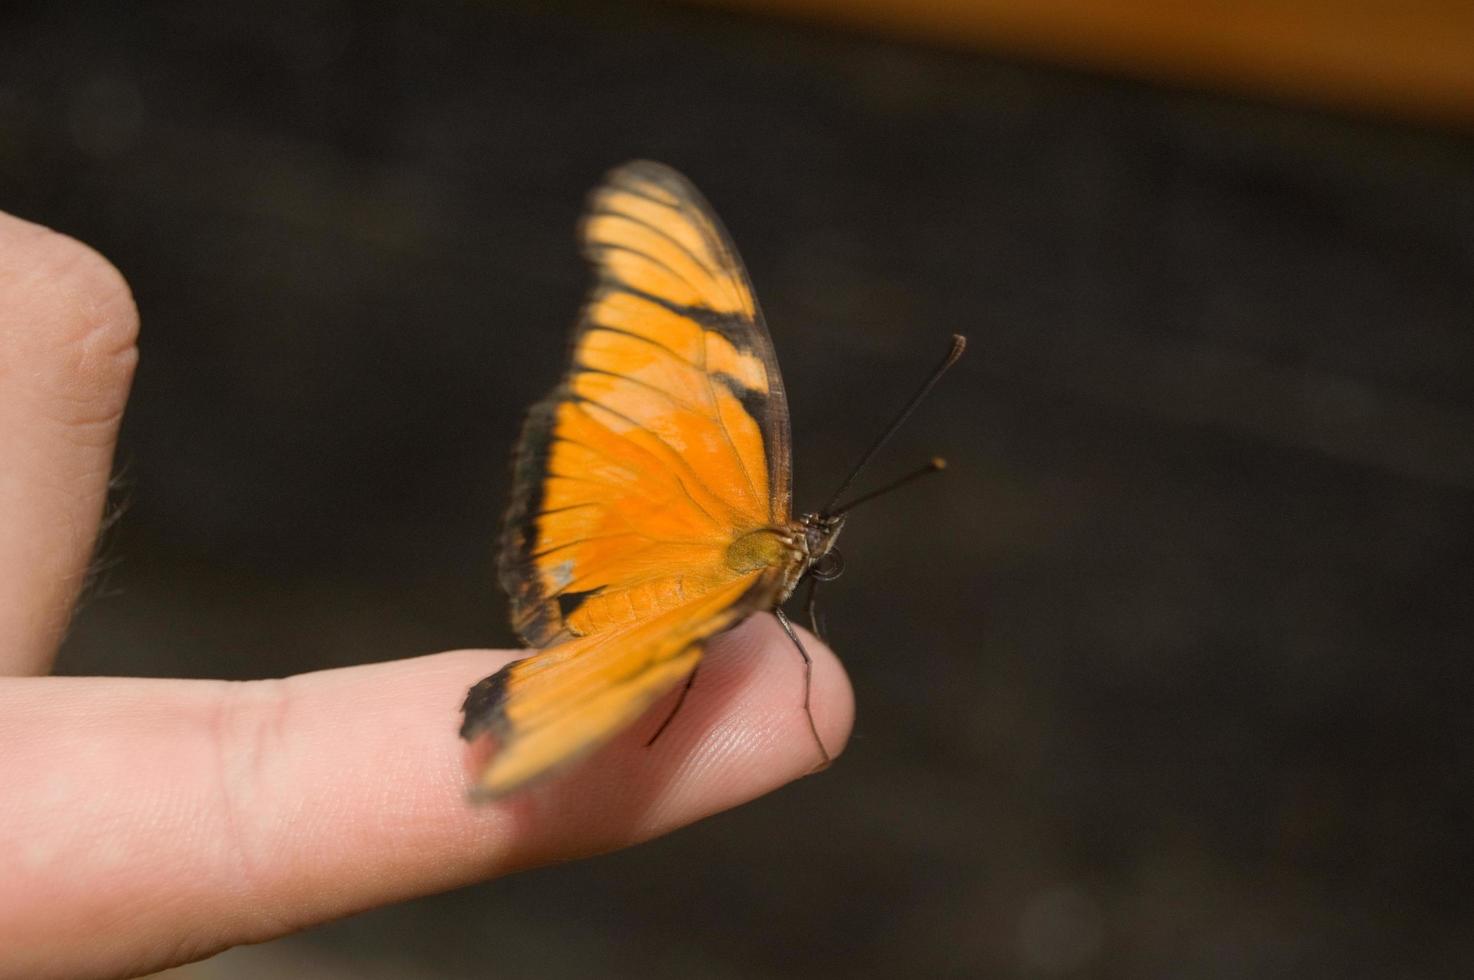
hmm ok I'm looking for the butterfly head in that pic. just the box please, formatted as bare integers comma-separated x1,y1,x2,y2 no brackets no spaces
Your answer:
799,512,847,582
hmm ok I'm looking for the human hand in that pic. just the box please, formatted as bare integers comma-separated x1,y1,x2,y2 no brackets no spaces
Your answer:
0,211,853,980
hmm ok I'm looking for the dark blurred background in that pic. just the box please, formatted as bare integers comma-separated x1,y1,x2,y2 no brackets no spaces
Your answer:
4,1,1474,977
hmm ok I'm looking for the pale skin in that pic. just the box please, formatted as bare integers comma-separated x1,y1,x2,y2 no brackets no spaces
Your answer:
0,211,854,980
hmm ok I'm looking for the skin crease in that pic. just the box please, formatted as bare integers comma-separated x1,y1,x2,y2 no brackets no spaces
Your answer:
0,210,854,980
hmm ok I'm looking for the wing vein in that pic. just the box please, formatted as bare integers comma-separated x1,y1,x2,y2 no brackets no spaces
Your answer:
582,321,699,371
573,364,710,419
530,530,659,561
591,242,706,298
587,207,724,286
573,395,752,519
550,430,726,529
695,314,763,508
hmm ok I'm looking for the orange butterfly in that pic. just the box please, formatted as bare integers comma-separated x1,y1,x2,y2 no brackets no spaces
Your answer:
461,161,963,797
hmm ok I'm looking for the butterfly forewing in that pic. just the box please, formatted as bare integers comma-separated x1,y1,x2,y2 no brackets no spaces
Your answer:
498,161,792,647
467,162,796,796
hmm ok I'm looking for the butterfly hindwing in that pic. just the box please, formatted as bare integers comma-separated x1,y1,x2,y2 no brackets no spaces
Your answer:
499,161,792,647
462,571,776,796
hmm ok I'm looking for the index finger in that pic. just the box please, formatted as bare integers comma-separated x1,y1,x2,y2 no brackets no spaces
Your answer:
0,614,852,979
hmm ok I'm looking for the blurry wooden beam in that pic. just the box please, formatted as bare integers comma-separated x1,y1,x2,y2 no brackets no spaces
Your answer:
693,0,1474,127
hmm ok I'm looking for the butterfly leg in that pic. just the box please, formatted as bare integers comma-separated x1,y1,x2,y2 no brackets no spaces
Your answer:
802,576,829,645
775,609,833,771
645,664,700,747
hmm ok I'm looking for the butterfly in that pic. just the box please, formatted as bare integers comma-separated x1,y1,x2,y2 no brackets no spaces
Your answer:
460,161,963,798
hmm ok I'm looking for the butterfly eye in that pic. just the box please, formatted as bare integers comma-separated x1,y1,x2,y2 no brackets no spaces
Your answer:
811,550,845,582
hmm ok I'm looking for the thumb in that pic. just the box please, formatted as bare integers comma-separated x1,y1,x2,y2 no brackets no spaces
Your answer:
0,212,138,675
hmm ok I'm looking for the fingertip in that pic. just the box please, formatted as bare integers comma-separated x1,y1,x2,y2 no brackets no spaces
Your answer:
490,612,855,858
0,211,140,402
703,612,855,766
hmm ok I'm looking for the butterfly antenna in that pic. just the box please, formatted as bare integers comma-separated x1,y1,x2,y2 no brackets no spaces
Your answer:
822,334,966,513
832,457,947,515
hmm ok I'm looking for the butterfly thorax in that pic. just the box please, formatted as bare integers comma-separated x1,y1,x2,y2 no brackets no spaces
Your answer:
724,512,846,605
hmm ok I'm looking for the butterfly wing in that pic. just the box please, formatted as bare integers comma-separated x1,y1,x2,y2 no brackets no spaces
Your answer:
461,572,773,796
465,162,796,795
499,160,792,646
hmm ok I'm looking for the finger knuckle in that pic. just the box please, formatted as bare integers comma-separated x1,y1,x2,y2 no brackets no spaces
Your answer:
207,679,295,941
